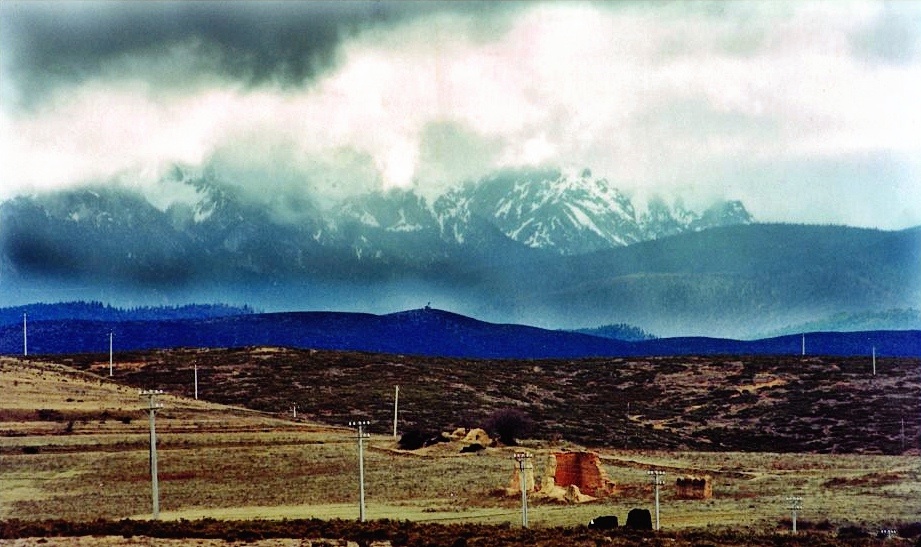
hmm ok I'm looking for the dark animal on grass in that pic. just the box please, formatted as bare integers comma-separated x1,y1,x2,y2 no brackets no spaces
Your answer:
398,429,450,450
626,508,652,530
588,515,618,529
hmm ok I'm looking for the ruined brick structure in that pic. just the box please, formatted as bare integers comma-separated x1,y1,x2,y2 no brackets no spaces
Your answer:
549,451,616,497
675,475,712,499
505,450,616,502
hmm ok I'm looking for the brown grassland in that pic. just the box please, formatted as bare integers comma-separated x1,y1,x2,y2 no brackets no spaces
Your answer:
1,351,919,546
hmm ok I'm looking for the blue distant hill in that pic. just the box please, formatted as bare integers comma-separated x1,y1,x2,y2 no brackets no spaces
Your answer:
1,306,918,358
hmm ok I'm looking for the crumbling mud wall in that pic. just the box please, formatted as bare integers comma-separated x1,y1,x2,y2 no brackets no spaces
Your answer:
550,451,616,497
505,451,615,503
675,475,712,499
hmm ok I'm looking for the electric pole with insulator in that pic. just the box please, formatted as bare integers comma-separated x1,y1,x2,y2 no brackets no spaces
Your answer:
513,452,533,528
648,469,665,530
349,420,371,522
786,496,803,534
140,389,164,519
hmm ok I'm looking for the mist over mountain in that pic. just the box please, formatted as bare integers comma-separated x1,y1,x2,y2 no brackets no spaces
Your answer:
1,167,917,338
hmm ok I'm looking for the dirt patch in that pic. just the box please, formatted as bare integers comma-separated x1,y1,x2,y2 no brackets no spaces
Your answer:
736,378,787,394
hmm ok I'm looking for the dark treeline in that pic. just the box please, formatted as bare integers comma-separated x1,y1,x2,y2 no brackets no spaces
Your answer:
0,301,256,327
570,323,657,341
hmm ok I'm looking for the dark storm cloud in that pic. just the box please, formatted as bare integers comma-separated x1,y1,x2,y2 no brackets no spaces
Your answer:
2,1,501,104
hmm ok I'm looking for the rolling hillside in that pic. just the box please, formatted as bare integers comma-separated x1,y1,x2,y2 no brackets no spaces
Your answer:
47,347,921,455
2,306,920,358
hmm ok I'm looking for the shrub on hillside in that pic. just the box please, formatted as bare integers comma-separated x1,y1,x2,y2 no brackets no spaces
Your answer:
484,408,533,446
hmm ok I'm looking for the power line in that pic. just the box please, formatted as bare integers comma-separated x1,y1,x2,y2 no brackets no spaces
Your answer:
785,496,803,534
513,452,533,529
348,420,370,522
647,469,665,530
140,389,164,520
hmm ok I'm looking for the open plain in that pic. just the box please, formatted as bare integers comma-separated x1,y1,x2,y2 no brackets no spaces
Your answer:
1,352,919,545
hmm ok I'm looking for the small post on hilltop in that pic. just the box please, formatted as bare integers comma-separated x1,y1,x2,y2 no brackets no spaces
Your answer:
23,313,27,357
872,346,876,376
109,331,114,376
513,452,533,528
194,363,198,400
140,389,165,519
624,401,630,449
393,385,399,439
349,421,371,521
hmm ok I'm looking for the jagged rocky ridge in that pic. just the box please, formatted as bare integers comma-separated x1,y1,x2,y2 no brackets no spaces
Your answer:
337,167,753,255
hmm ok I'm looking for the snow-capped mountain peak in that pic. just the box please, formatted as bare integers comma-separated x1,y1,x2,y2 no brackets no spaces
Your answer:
432,167,752,254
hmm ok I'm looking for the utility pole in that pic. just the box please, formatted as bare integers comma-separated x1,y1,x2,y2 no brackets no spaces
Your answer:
513,452,533,528
140,390,164,519
349,420,370,522
392,385,399,439
23,313,27,357
194,363,198,400
872,346,876,376
624,402,630,450
647,469,665,530
786,496,803,534
109,332,114,377
801,334,805,356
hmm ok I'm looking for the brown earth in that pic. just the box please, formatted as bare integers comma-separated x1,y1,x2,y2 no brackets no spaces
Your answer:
38,348,921,454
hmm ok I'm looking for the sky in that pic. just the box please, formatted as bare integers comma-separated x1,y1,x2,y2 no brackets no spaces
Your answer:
1,0,920,229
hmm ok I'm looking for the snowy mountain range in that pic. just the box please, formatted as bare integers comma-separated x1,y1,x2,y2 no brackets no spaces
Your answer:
331,169,752,255
335,167,752,255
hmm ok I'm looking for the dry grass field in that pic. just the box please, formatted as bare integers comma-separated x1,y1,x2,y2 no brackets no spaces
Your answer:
1,354,919,545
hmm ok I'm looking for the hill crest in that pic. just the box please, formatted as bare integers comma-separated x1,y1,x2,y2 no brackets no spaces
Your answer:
2,304,918,358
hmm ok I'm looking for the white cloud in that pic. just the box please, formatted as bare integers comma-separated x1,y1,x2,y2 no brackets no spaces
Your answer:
1,1,919,228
